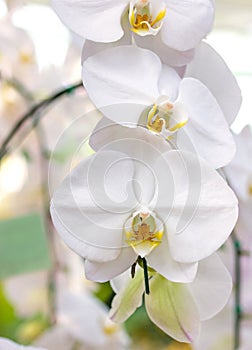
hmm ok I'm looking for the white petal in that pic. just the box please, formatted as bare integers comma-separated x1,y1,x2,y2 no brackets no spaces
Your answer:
52,0,128,42
158,64,181,101
0,337,45,350
109,270,145,323
193,307,234,350
82,45,161,125
51,205,119,262
176,78,236,168
84,248,137,282
34,326,74,350
224,126,252,200
161,0,214,51
185,42,242,125
89,120,171,206
147,234,198,283
154,150,238,263
82,24,132,63
57,291,113,347
89,117,170,154
110,269,133,294
50,150,137,262
134,33,195,67
145,274,200,342
190,253,233,321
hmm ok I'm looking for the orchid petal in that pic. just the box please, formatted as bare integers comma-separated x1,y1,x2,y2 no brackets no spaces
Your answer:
161,0,214,51
147,234,198,283
52,0,128,42
57,291,117,347
0,338,45,350
185,42,242,125
176,78,236,168
224,126,252,200
89,117,170,155
145,274,200,343
190,253,233,321
154,150,238,263
158,65,181,101
84,248,137,282
134,34,195,67
110,269,133,294
109,270,145,323
82,45,161,125
50,150,138,262
33,326,74,350
89,121,171,206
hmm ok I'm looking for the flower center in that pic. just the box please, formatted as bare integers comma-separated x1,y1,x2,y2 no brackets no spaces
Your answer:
19,50,34,65
129,0,166,36
247,178,252,197
147,98,188,137
0,83,19,109
125,209,164,257
102,318,119,336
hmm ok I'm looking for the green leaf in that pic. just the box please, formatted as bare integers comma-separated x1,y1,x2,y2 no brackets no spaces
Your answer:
0,283,19,339
0,284,16,325
93,281,115,307
0,213,51,279
145,274,200,343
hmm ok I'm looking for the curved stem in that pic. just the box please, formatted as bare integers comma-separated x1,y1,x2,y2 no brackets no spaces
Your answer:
0,81,83,160
232,232,242,350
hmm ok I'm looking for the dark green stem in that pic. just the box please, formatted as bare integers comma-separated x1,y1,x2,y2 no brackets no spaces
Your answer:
142,257,150,295
232,232,242,350
0,81,83,160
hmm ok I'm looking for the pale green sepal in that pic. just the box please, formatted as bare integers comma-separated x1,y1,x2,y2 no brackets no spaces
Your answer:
109,270,145,323
145,274,200,343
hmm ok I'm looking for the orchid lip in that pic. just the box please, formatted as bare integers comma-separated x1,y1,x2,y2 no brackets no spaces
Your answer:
147,98,188,137
125,209,164,258
129,0,166,36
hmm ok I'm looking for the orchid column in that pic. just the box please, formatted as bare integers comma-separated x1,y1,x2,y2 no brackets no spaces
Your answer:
50,0,242,345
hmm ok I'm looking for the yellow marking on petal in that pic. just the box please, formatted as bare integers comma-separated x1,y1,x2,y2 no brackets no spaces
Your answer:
19,50,34,64
249,185,252,196
165,342,193,350
0,83,21,109
147,104,165,133
129,7,136,27
129,1,165,34
126,230,163,257
151,7,166,27
103,321,118,335
169,119,188,132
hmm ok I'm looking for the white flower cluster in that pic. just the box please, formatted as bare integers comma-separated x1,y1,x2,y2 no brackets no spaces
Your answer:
50,0,242,344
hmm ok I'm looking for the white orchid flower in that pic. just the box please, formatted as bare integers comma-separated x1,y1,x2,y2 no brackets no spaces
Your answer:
0,18,37,87
50,127,238,284
52,0,214,52
35,291,129,350
82,45,235,169
0,337,46,350
109,253,232,343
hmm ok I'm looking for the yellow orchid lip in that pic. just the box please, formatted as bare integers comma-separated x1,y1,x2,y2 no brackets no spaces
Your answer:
125,211,164,257
129,1,166,35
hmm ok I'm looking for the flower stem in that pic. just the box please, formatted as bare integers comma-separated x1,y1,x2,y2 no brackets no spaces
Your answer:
232,232,242,350
142,257,150,295
0,81,83,160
